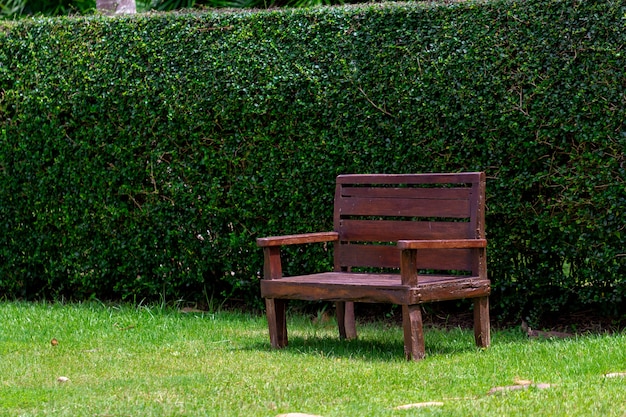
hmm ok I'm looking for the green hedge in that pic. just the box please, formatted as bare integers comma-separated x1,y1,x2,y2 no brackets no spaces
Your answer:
1,0,625,321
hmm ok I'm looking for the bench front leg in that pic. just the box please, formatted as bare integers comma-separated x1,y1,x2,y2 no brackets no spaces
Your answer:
473,296,490,348
402,304,426,360
336,301,357,340
266,298,288,348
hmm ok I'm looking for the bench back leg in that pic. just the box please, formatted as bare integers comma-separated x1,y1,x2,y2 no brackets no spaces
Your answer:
266,298,288,348
336,301,357,340
473,296,490,348
402,305,426,360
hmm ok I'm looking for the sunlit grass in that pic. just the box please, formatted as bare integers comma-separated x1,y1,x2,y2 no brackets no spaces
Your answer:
1,302,625,416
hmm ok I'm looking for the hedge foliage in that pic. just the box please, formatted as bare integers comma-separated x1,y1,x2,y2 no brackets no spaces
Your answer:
1,0,625,321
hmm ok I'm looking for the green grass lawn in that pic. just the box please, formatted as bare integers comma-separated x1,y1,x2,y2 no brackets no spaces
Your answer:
1,302,625,416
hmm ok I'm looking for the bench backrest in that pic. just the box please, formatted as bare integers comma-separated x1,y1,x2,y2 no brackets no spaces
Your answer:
333,172,485,275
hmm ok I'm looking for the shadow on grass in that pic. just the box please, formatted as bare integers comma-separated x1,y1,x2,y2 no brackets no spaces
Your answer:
246,332,482,362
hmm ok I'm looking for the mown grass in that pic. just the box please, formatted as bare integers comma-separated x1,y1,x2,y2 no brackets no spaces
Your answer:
1,301,625,416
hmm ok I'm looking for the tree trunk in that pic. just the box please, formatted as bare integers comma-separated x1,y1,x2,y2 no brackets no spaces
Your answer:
97,0,136,15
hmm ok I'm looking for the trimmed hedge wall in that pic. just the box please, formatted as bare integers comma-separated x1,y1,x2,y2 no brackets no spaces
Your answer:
1,0,625,321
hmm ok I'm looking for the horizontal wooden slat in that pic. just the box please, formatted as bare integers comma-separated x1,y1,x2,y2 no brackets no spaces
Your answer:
337,244,400,268
260,272,489,304
257,231,338,247
337,172,482,185
338,220,472,241
337,196,470,218
397,239,487,250
336,244,475,271
268,272,404,287
340,187,471,200
262,276,412,304
413,279,490,303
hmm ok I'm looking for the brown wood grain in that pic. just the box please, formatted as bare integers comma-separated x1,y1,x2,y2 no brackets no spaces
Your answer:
397,239,487,249
257,231,338,247
256,172,490,360
337,219,471,241
336,172,482,185
340,186,471,200
260,272,489,304
336,244,475,271
336,196,471,218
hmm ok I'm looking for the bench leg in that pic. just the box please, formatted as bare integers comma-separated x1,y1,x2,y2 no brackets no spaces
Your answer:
265,298,288,348
473,296,490,348
402,304,425,361
336,301,357,340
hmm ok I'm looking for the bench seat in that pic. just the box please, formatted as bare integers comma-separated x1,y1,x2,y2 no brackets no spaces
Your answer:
261,272,490,304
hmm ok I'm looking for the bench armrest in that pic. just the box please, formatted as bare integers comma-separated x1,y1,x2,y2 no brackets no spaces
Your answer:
398,239,487,286
257,231,339,247
397,239,487,250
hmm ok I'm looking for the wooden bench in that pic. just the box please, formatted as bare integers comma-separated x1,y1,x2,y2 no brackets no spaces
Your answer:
257,172,490,360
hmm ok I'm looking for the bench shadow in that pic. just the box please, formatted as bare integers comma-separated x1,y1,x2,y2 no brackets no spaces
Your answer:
246,332,479,362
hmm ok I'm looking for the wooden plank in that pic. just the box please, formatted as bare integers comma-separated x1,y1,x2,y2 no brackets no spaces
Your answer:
257,231,338,247
397,239,487,250
336,244,400,268
403,305,425,360
473,296,490,347
337,172,482,185
340,187,472,200
337,219,472,241
261,278,413,304
262,272,481,287
409,279,490,303
336,301,357,340
264,272,403,286
469,175,486,240
265,298,288,348
263,246,283,280
336,196,471,218
336,244,475,271
260,272,489,304
401,248,418,286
